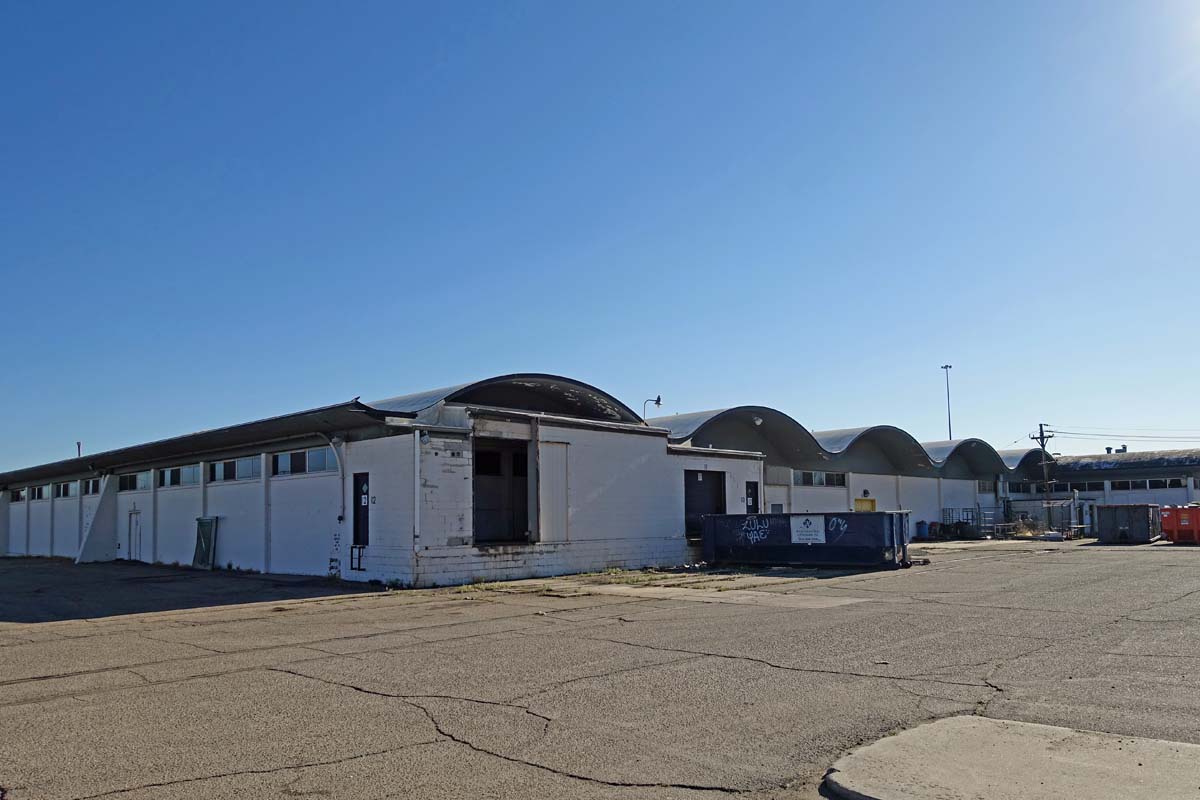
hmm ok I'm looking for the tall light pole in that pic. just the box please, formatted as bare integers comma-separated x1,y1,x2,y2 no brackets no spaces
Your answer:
940,365,953,439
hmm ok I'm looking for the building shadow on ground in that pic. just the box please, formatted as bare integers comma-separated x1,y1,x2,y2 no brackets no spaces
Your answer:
0,557,381,624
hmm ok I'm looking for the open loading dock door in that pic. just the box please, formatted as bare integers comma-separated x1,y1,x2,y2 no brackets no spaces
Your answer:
685,470,726,541
473,438,530,544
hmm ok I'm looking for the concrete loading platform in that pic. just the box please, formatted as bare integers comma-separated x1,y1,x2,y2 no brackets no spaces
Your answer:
824,716,1200,800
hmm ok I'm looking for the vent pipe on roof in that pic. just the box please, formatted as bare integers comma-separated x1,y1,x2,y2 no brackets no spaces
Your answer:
1106,447,1113,454
1118,445,1128,454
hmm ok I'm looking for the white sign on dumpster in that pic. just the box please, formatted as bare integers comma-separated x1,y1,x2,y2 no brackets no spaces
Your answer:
790,515,826,544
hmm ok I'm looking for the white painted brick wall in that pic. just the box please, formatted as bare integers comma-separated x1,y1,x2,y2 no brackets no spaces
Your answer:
407,423,761,588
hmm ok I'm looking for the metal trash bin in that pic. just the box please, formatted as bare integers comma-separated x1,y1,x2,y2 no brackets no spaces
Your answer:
702,511,910,569
1162,506,1200,545
1096,504,1161,544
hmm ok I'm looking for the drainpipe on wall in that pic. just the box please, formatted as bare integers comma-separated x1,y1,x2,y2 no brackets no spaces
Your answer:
77,476,85,551
262,452,272,573
760,458,766,513
0,492,9,557
48,487,56,558
413,429,422,584
317,433,346,524
151,469,159,563
200,460,208,519
530,417,541,542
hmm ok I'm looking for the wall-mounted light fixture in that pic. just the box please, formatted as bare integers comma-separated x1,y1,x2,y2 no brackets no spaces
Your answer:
643,395,662,423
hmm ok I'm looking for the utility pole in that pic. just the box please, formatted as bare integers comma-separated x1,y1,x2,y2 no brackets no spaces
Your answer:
1030,423,1055,486
940,365,953,439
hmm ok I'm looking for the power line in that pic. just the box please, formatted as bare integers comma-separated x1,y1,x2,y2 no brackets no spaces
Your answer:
1045,423,1200,433
1047,430,1200,442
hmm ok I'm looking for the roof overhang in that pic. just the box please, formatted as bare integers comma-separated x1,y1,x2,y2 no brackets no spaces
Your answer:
0,401,383,487
467,406,667,437
667,444,765,461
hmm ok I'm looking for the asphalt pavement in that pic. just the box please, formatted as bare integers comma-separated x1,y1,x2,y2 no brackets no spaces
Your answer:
2,540,1199,799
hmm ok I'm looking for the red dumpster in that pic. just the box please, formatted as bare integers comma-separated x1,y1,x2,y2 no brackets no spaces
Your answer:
1163,506,1200,545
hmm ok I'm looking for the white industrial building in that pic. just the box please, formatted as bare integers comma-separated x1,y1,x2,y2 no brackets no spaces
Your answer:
1,375,762,587
18,373,1160,585
647,407,1048,530
1012,448,1200,515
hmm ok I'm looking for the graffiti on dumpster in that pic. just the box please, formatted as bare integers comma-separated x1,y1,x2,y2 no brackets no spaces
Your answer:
738,516,772,545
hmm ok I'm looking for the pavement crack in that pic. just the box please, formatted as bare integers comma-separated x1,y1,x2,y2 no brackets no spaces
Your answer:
65,741,441,800
268,667,554,729
270,667,743,795
549,633,989,690
136,632,225,654
906,639,1059,681
122,668,152,684
504,655,707,704
403,697,743,795
1115,587,1200,620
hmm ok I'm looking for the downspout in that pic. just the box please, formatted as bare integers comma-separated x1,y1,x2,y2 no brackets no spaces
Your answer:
316,433,346,523
759,457,766,513
413,429,421,584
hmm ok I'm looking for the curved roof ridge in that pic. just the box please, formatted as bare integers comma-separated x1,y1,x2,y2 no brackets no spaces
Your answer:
919,437,1008,475
647,406,815,443
367,373,641,423
810,425,934,472
996,446,1055,472
810,425,924,455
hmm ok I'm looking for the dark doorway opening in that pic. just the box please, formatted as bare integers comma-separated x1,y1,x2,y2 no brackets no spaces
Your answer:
684,470,726,541
473,438,530,545
746,481,760,514
353,472,370,546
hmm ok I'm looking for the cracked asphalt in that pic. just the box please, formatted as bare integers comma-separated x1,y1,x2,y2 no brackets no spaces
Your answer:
3,540,1200,799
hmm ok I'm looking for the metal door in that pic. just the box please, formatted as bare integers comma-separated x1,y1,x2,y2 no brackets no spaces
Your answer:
684,470,726,539
745,481,760,514
538,442,569,543
126,511,142,561
353,472,370,547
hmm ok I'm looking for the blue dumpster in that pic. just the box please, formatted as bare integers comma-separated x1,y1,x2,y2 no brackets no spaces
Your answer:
702,511,910,569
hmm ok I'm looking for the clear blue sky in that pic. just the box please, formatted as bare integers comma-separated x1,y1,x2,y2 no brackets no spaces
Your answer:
3,0,1198,470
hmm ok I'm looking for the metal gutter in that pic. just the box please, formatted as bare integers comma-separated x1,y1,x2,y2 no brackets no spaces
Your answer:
464,406,669,437
667,444,764,461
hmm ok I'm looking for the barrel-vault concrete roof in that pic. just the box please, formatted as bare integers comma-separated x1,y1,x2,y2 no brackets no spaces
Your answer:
0,374,642,488
996,447,1057,473
650,407,1048,477
368,373,641,423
